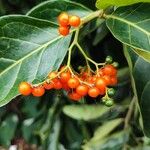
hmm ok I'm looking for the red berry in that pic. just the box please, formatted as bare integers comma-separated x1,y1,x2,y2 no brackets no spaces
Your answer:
69,15,81,27
32,86,45,97
68,92,81,101
43,82,53,90
58,26,69,36
19,82,32,96
103,65,117,76
88,87,100,98
58,12,69,26
95,77,106,95
76,84,88,96
60,72,71,83
53,79,63,89
68,77,80,88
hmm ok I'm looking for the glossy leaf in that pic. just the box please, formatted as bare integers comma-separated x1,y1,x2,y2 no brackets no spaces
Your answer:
63,105,111,121
96,0,150,9
106,3,150,62
0,1,92,106
124,46,150,137
27,0,92,22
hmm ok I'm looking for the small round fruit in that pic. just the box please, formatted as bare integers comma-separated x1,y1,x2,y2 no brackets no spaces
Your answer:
43,82,53,90
53,80,63,90
95,77,106,95
32,86,45,97
107,88,115,97
69,15,81,27
19,82,32,96
110,77,118,86
102,97,107,103
88,87,100,98
105,99,114,107
103,65,117,76
62,83,70,91
68,77,79,88
68,92,81,101
60,72,71,83
58,26,69,36
76,84,88,96
103,75,111,86
112,62,119,68
105,56,113,64
48,72,57,79
58,12,69,26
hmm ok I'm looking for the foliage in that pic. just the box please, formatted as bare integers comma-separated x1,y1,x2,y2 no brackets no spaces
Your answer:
0,0,150,149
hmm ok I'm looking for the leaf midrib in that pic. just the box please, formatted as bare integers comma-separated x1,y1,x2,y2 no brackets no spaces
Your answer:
107,15,150,36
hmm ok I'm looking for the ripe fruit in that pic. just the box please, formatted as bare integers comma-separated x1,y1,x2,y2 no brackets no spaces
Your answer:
76,84,88,96
60,72,71,83
103,65,117,76
68,92,81,101
19,82,32,96
69,15,81,27
43,82,53,90
32,86,45,97
110,77,118,86
95,77,106,95
58,26,69,36
103,75,111,86
48,72,57,79
53,80,63,89
58,12,69,26
68,77,80,88
88,87,100,98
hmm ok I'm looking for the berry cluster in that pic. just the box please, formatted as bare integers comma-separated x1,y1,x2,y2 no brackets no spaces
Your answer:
58,12,81,36
19,56,118,107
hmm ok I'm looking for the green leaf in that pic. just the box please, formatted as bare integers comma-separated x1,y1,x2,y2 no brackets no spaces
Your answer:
27,0,92,22
0,115,18,146
106,3,150,62
0,1,92,107
83,118,124,150
63,104,112,121
96,0,150,9
124,46,150,137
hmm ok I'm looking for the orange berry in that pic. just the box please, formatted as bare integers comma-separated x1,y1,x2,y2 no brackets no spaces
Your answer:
88,87,100,98
76,84,88,96
58,12,69,26
68,77,80,88
103,65,117,76
60,72,71,83
58,26,69,36
48,72,57,79
110,77,118,86
68,92,81,101
43,82,54,90
103,75,111,86
95,77,106,95
53,79,62,89
62,83,70,91
19,82,32,96
32,86,45,97
69,15,81,27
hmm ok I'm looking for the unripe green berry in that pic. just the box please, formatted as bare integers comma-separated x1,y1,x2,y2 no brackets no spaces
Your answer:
107,88,115,97
105,56,113,64
102,97,107,103
112,62,119,68
105,98,114,107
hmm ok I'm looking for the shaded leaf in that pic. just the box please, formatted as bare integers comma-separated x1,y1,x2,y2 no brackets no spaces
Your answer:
124,46,150,137
0,115,18,146
63,105,111,121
